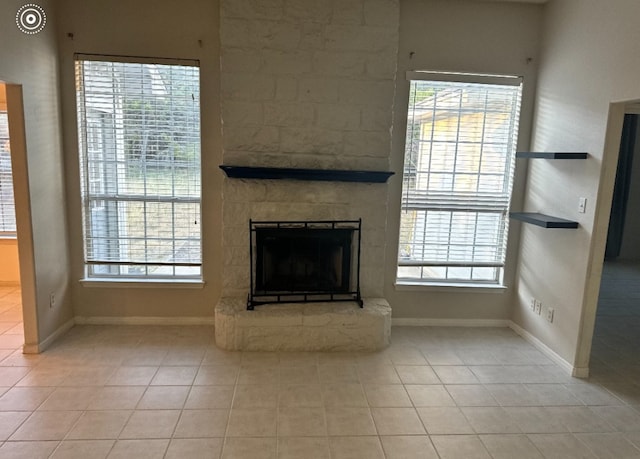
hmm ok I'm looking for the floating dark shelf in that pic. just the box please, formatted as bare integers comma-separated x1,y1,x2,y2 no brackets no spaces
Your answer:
516,152,588,159
219,165,394,183
510,212,579,229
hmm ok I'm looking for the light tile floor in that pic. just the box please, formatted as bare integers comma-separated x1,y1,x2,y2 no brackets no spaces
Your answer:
0,262,638,458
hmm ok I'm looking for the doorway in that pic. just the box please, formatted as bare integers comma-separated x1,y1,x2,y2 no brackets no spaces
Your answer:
586,104,640,383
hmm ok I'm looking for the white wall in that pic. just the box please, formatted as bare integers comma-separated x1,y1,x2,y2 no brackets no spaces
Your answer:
514,0,640,370
0,0,72,349
55,0,223,318
385,0,543,320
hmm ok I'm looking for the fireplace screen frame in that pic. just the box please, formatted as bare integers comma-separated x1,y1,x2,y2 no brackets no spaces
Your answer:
248,219,362,310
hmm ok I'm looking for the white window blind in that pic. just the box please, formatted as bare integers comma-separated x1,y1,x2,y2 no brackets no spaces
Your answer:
75,58,201,279
398,73,522,284
0,111,16,236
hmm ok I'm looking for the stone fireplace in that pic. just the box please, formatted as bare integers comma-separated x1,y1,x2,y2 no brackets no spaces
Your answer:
214,0,399,351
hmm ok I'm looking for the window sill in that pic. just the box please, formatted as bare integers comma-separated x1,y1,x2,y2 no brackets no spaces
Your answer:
80,278,205,289
394,281,507,293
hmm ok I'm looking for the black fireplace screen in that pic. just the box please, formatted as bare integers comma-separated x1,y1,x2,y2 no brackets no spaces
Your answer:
248,220,362,309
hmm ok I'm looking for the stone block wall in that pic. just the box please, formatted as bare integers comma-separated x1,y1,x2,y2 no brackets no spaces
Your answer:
220,0,400,298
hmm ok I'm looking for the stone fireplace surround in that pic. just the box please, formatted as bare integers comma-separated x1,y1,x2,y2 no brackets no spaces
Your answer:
216,0,399,350
215,170,393,351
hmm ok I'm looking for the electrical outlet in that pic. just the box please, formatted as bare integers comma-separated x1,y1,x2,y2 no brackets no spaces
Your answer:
530,298,536,311
534,300,542,315
49,293,55,309
578,197,587,213
547,307,554,323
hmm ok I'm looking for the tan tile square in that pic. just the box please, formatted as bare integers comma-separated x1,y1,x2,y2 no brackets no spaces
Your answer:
278,437,330,459
137,386,189,410
279,365,319,385
325,407,377,436
150,366,197,386
406,384,456,407
528,433,598,459
50,440,114,459
0,411,30,441
431,434,492,459
546,406,615,433
433,366,479,384
87,386,145,410
590,405,640,431
61,366,115,386
184,385,234,409
165,438,223,459
371,407,425,435
0,440,59,459
417,407,474,434
66,410,131,439
162,348,205,366
222,437,276,459
233,384,278,408
173,409,228,438
0,386,54,411
387,346,428,365
38,387,97,411
0,366,30,386
321,383,367,407
380,435,439,459
107,439,169,459
395,365,440,384
194,365,239,385
363,384,412,407
422,349,464,366
10,410,82,440
226,408,276,437
328,436,384,459
318,364,359,384
277,352,319,367
504,406,569,433
576,433,640,459
479,434,543,459
279,384,323,407
356,364,400,384
119,410,180,439
278,407,326,436
202,347,242,366
446,384,498,407
107,366,158,386
462,407,521,434
14,367,71,386
237,366,279,385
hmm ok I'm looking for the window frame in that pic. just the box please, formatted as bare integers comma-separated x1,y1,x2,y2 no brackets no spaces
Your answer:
397,71,523,287
0,110,16,238
74,54,203,281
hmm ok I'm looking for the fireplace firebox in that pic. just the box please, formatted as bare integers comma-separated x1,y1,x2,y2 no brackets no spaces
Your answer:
248,220,362,310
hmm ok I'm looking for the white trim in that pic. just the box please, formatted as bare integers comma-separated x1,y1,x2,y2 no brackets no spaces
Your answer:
406,70,523,86
74,316,215,326
392,318,510,327
508,321,583,377
80,279,205,289
75,53,199,67
394,282,507,293
23,317,75,354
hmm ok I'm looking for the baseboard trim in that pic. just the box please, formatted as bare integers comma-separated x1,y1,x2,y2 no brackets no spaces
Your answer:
23,317,75,354
508,321,584,377
0,281,20,287
392,318,511,327
74,316,215,326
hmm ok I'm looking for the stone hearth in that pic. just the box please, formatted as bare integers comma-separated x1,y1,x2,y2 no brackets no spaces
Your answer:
215,298,391,351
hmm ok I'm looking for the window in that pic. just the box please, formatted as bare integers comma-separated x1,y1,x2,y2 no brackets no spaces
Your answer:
75,57,201,279
397,72,522,285
0,111,16,236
